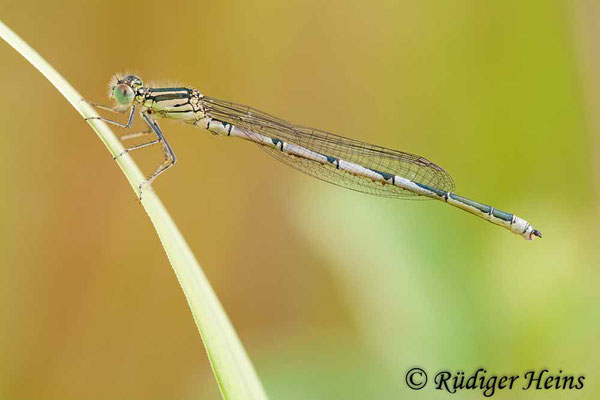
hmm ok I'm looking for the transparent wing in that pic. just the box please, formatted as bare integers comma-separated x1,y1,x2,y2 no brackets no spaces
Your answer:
202,97,455,199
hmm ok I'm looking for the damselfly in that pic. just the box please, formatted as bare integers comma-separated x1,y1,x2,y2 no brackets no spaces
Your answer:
85,74,542,240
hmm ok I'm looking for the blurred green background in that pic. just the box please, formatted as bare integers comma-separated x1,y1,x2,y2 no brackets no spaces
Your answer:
1,0,598,399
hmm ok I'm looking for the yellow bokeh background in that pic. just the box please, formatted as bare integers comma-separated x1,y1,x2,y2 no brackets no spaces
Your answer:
1,1,598,399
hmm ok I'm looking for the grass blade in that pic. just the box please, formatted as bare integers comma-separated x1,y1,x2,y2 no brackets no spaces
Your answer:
0,19,268,400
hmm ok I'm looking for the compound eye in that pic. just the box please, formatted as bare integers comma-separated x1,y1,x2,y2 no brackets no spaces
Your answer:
113,84,135,105
124,74,143,88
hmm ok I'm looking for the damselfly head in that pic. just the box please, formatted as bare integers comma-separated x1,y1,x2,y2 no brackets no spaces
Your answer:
108,74,144,107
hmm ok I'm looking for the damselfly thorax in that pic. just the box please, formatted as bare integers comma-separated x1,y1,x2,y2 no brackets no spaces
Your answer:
85,73,542,240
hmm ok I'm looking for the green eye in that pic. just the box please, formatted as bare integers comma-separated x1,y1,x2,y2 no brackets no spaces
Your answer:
113,84,135,105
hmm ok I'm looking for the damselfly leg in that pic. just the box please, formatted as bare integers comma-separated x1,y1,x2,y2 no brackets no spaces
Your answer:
84,98,177,198
82,99,127,114
120,129,154,141
114,135,161,158
84,100,136,129
140,113,177,189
